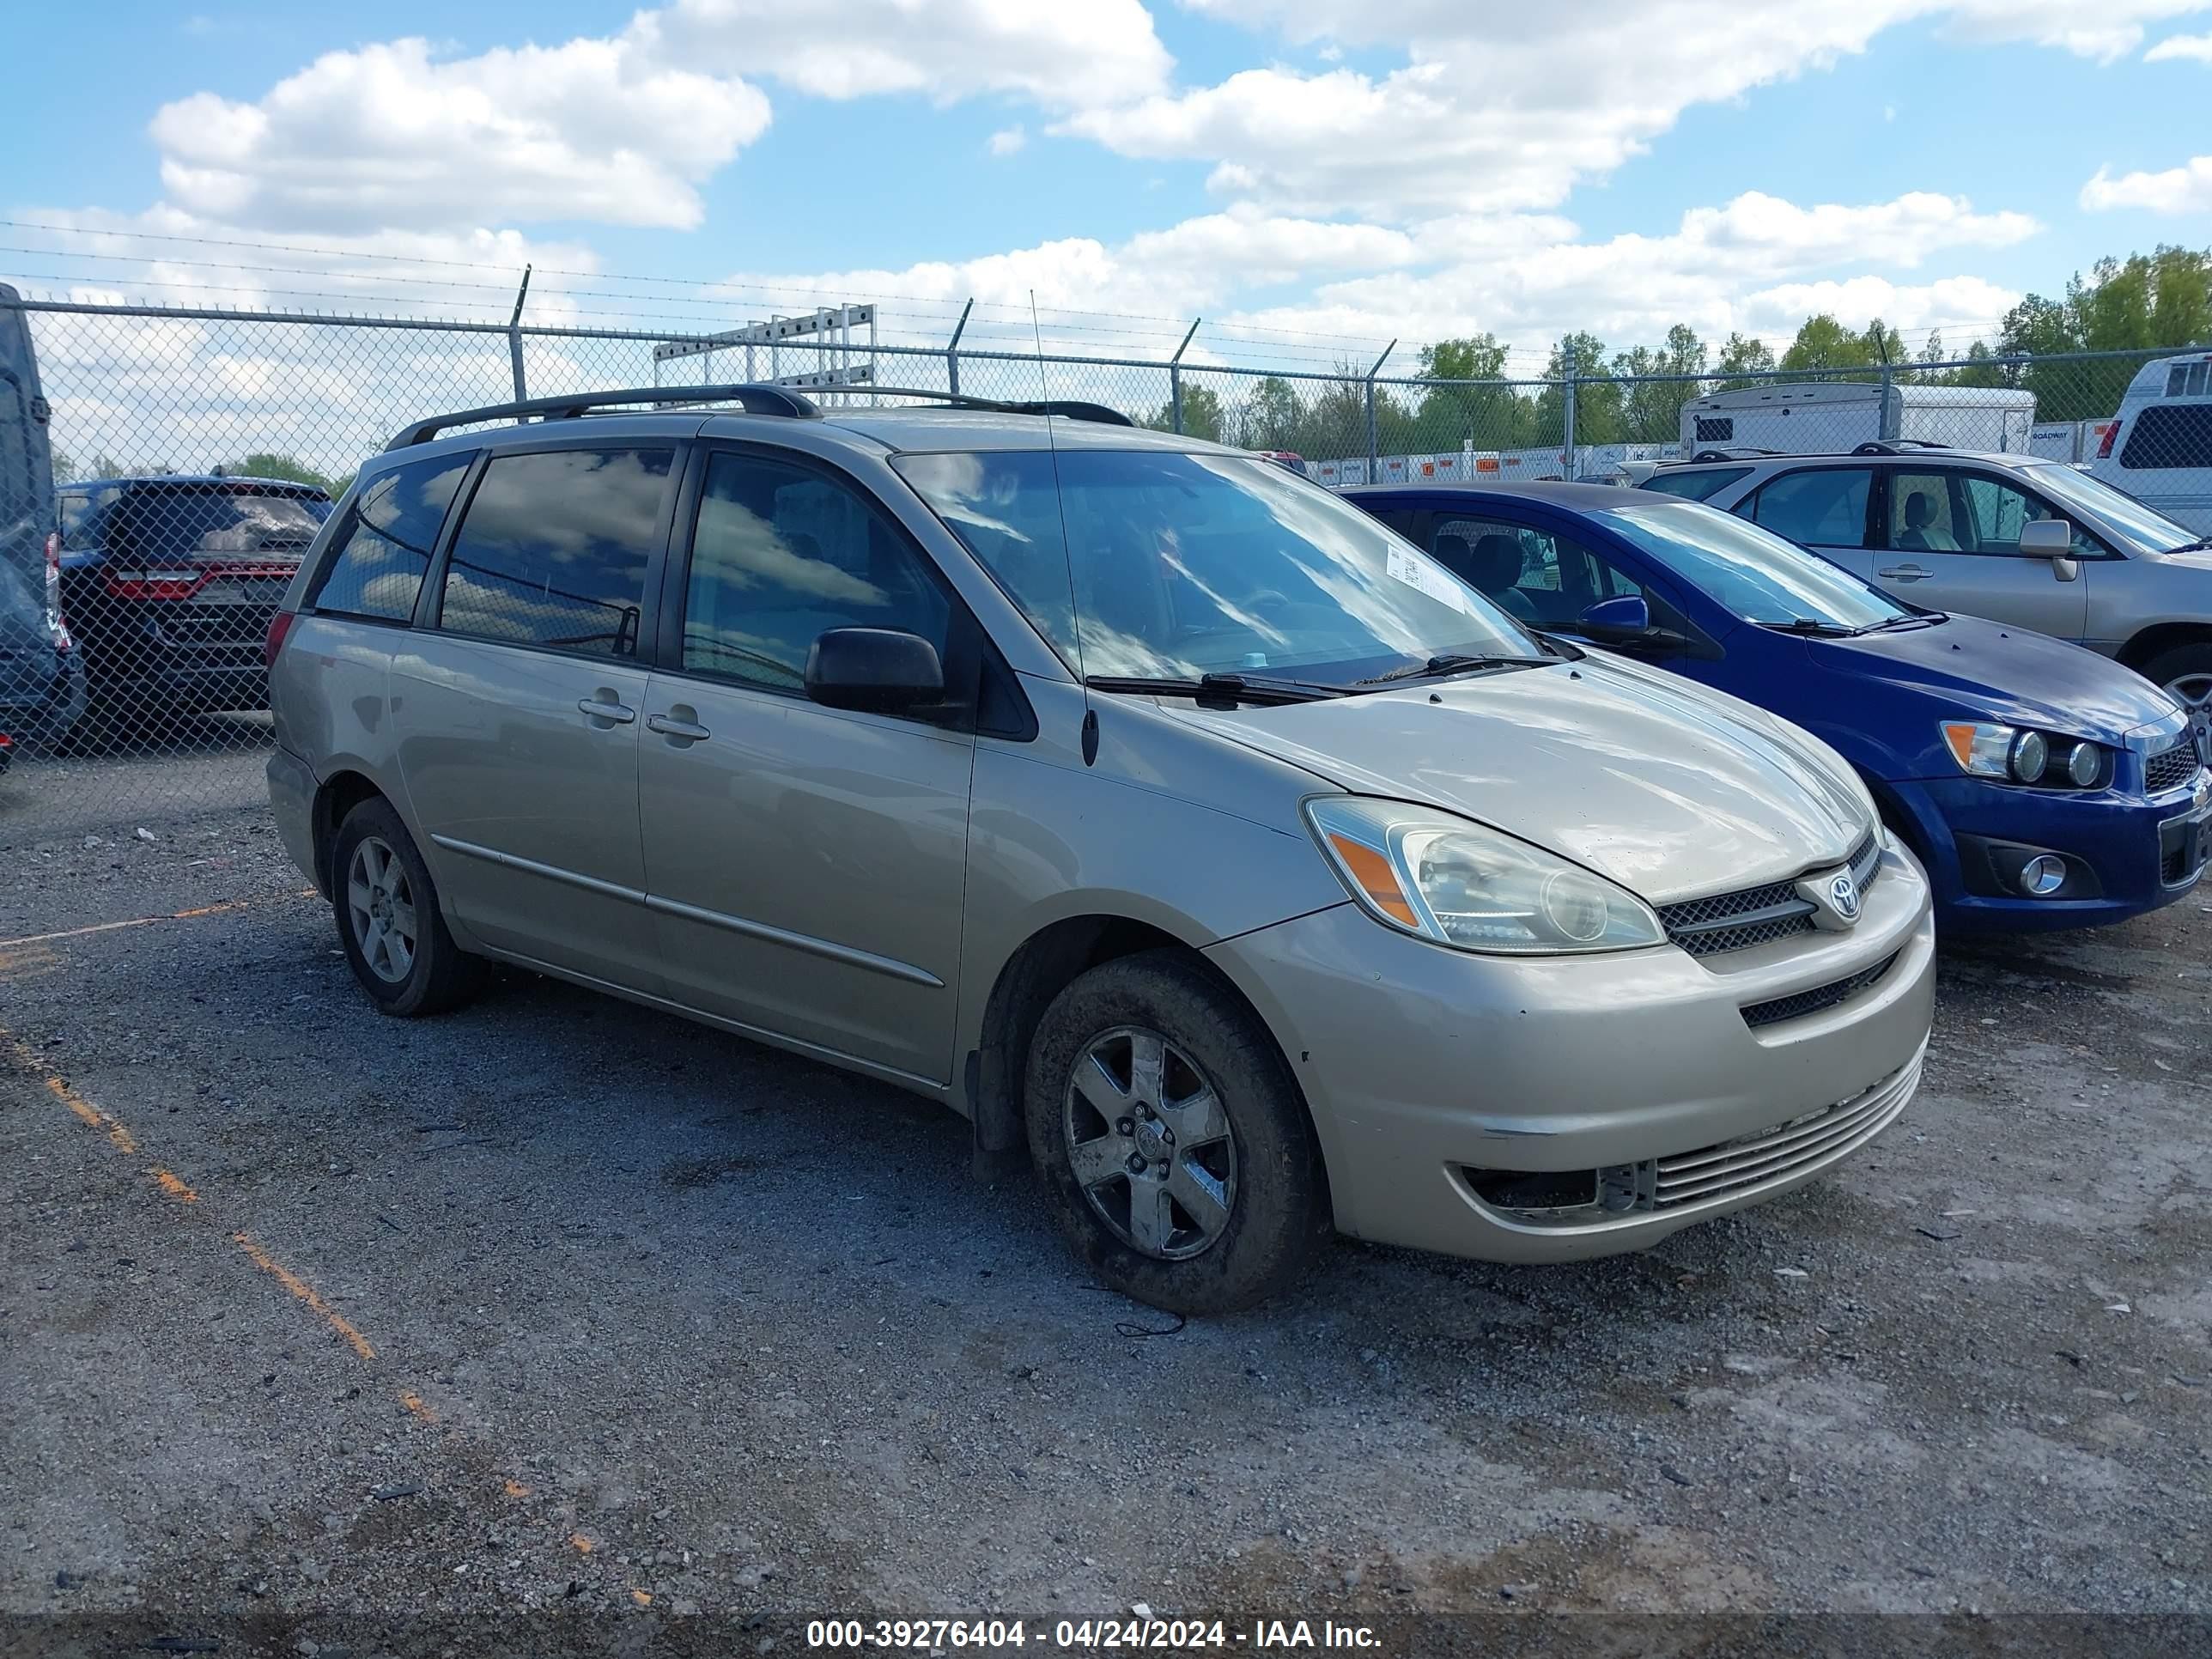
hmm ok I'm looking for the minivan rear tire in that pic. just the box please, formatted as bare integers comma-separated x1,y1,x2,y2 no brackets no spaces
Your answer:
331,799,487,1018
1024,950,1329,1316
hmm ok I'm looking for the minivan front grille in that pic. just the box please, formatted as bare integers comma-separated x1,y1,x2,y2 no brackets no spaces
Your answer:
1657,830,1880,959
2145,738,2202,796
1741,951,1899,1030
1459,1048,1922,1230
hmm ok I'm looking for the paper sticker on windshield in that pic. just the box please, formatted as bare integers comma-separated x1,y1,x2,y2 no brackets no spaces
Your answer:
1385,544,1480,615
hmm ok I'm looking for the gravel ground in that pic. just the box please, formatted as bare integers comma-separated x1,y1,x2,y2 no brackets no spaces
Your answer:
2,766,2209,1654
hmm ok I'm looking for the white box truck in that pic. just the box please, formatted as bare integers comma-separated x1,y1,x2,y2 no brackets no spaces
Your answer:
1677,380,2037,458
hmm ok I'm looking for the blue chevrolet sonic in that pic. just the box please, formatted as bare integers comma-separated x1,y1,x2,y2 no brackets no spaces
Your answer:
1346,482,2211,933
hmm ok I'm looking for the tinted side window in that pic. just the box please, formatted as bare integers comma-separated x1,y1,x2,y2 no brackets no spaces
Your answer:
1428,517,1642,628
2119,404,2212,470
309,455,470,621
0,374,27,527
1750,469,1874,546
1642,466,1750,502
681,451,953,696
438,447,671,656
1692,416,1735,443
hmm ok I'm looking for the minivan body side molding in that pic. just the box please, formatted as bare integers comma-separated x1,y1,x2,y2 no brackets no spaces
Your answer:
643,892,947,988
431,834,646,904
429,831,946,989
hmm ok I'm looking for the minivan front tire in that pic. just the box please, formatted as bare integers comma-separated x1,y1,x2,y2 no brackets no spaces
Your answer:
1024,951,1329,1315
331,799,486,1018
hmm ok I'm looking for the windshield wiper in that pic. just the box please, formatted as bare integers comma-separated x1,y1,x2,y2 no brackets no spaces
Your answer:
1083,672,1343,706
1758,617,1857,637
1862,611,1948,633
1353,653,1544,686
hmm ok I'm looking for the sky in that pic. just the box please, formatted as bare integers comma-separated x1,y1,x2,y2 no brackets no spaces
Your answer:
5,0,2212,378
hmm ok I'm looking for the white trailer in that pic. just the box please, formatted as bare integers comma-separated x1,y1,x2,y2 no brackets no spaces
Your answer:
1677,381,2038,458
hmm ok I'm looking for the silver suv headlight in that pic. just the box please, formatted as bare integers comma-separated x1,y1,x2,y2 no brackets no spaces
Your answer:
1304,798,1667,955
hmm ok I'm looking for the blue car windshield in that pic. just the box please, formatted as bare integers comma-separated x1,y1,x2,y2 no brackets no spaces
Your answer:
896,448,1547,682
1599,501,1912,631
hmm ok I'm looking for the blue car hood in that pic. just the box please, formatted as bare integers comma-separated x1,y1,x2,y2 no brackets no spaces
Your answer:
1808,615,2176,740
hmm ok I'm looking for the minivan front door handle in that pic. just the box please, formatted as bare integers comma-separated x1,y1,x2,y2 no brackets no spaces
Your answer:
647,709,713,744
577,693,637,726
1877,564,1931,581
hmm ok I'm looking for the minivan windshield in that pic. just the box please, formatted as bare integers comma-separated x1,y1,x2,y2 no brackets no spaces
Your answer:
2025,463,2200,553
1600,501,1913,631
895,449,1547,684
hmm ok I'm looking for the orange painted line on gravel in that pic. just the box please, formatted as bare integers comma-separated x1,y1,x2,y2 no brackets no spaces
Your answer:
151,1169,199,1202
232,1231,379,1362
0,887,319,952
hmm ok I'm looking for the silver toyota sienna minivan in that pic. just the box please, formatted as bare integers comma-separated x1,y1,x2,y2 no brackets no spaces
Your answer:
265,385,1936,1314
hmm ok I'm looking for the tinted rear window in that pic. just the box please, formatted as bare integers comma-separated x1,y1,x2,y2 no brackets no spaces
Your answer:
436,447,672,656
309,454,471,622
1640,466,1751,502
2119,404,2212,470
105,487,332,561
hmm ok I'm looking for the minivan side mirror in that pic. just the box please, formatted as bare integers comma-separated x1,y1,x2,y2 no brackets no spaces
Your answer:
804,627,946,714
2018,518,2072,556
1575,594,1651,641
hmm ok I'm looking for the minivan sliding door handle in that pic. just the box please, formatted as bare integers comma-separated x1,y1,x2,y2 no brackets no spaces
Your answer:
577,695,637,726
647,710,712,744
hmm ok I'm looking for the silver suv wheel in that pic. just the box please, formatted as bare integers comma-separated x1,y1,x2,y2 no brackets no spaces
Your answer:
1062,1025,1237,1261
2168,669,2212,755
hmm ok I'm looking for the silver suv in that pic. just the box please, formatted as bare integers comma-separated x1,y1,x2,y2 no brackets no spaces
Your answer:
1639,443,2212,750
265,385,1934,1313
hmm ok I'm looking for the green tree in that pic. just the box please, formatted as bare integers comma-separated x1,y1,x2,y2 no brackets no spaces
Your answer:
219,452,336,489
1712,333,1778,392
1530,331,1620,446
1414,333,1539,451
1239,377,1304,452
1145,384,1225,442
1991,246,2212,418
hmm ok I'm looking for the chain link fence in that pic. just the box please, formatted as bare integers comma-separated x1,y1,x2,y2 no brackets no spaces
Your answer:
2,292,2207,844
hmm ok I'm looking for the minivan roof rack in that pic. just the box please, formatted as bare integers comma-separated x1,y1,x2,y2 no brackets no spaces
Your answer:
386,382,1141,451
822,386,1138,428
1850,439,1951,455
386,384,823,449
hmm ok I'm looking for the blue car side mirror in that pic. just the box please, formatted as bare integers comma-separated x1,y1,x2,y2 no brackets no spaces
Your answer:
1577,595,1650,639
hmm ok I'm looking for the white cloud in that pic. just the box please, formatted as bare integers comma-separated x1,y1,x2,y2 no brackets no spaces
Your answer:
2144,28,2212,57
647,0,1170,106
151,35,770,233
988,126,1027,157
143,0,1170,237
2080,155,2212,210
1070,0,2211,221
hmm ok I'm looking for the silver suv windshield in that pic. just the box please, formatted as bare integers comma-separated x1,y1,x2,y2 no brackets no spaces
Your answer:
895,448,1547,683
1600,501,1912,631
2025,463,2199,553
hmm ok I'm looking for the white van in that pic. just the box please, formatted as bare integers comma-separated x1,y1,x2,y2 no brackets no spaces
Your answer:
2084,352,2212,534
1678,381,2037,459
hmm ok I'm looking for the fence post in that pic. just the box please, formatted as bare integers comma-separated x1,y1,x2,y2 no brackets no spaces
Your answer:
1561,344,1578,481
945,297,973,398
1169,317,1201,434
1878,362,1895,441
506,266,532,416
1365,340,1395,480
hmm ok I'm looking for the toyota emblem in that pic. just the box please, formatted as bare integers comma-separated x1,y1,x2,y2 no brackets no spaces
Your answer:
1827,872,1862,923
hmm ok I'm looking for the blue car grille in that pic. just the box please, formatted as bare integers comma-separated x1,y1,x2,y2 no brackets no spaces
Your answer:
2145,738,2202,796
1658,831,1881,958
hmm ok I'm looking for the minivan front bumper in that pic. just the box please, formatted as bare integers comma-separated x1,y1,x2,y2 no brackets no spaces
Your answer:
1204,841,1936,1264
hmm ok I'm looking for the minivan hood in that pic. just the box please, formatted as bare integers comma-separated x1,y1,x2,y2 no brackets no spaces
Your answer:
1165,654,1872,902
1810,614,2179,740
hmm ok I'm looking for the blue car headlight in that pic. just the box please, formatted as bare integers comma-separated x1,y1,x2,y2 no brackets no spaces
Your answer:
1941,722,2108,790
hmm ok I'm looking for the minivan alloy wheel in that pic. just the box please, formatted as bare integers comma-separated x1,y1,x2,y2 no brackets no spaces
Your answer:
1063,1025,1238,1261
346,836,417,985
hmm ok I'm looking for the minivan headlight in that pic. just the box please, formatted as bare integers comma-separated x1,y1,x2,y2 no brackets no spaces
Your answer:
1304,798,1666,955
